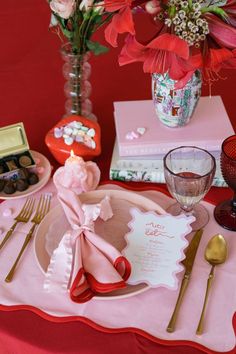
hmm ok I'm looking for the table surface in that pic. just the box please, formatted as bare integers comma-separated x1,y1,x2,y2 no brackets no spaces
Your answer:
0,2,236,354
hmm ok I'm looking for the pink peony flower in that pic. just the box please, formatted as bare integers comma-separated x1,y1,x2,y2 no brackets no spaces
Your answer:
53,156,100,194
50,0,76,19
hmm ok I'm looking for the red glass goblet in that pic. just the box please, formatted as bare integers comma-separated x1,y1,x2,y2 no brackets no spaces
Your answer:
214,135,236,231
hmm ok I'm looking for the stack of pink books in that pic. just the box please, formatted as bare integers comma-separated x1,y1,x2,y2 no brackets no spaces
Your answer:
110,96,235,186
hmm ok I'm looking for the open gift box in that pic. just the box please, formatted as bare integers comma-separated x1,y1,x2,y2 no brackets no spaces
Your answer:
0,122,41,194
0,122,36,180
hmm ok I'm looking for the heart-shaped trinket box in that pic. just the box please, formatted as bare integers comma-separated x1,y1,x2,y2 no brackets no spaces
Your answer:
45,115,101,164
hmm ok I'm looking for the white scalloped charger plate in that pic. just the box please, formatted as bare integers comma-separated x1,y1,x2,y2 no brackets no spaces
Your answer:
0,150,51,200
34,189,166,300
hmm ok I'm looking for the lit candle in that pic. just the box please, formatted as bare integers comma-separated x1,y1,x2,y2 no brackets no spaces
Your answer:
65,150,83,165
53,150,100,194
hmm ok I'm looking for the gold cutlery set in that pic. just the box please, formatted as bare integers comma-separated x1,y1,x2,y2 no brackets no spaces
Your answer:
0,193,228,336
0,195,51,282
167,230,228,335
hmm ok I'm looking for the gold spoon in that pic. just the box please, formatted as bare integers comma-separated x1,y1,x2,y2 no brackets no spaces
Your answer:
196,234,227,335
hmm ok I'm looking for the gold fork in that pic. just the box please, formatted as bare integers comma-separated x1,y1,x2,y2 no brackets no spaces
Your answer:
5,194,51,282
0,198,35,251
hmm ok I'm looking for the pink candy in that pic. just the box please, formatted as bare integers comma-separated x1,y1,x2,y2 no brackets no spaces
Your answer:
3,208,13,217
125,127,146,140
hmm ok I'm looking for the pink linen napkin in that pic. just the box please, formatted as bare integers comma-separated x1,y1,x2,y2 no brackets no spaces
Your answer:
45,161,131,303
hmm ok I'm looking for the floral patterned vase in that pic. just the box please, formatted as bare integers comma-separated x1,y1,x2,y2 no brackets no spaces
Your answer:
152,71,202,128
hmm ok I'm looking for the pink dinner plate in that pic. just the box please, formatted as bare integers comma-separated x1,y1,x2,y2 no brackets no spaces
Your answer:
34,189,166,300
0,150,51,200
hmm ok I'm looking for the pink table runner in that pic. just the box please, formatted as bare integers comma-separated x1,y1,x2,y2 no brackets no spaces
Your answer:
0,180,235,353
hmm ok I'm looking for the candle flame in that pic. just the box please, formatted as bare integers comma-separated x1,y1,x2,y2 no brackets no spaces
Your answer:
70,150,75,157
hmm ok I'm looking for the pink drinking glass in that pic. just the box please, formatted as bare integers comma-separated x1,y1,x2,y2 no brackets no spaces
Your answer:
214,135,236,231
164,146,216,231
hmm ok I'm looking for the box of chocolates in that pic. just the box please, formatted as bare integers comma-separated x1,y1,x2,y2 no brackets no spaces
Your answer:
0,122,39,194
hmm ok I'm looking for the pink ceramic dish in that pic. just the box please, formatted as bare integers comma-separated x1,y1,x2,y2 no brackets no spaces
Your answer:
34,189,166,300
0,151,51,200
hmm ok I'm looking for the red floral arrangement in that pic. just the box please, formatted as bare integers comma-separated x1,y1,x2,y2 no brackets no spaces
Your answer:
103,0,236,86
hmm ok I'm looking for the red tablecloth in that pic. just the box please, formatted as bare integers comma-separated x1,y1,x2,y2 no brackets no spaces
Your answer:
0,2,235,353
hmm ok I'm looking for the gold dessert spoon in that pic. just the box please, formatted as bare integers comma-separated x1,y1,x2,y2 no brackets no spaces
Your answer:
196,234,227,335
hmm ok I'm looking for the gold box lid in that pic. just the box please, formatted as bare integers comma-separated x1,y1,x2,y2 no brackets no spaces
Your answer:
0,122,30,158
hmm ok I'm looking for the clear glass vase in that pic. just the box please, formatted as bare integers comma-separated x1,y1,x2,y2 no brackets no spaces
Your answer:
61,43,97,121
152,71,202,128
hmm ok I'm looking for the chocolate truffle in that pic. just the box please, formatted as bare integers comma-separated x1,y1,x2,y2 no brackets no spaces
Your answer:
3,181,16,194
28,173,39,185
16,179,29,192
18,167,30,180
0,179,5,192
19,155,32,168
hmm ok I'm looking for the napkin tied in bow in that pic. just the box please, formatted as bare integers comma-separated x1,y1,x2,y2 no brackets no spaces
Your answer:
44,188,131,303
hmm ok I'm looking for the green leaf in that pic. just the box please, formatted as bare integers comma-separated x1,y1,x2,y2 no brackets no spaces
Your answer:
93,14,103,24
83,8,93,20
61,27,74,40
53,14,74,40
86,40,109,55
201,5,227,18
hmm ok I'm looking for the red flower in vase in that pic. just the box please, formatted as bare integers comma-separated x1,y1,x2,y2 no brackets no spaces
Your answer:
103,0,236,86
119,33,202,87
204,47,236,72
204,13,236,49
104,0,136,46
220,0,236,27
201,4,236,79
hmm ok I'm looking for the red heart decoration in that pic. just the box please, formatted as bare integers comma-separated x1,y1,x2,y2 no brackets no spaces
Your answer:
45,115,101,165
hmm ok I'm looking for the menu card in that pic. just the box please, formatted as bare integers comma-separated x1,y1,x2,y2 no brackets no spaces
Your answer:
122,208,195,289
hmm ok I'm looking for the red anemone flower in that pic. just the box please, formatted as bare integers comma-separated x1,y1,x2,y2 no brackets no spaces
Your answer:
104,0,135,47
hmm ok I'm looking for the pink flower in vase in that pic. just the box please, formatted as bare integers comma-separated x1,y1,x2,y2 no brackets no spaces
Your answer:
50,0,76,19
79,0,94,11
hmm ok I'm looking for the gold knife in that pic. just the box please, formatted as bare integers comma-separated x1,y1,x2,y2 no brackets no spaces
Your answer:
166,228,203,333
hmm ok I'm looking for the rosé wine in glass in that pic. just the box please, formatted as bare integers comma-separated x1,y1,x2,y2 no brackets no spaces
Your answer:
164,146,216,231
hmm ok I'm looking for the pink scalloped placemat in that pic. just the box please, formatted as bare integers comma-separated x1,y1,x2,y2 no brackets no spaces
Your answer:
0,180,235,353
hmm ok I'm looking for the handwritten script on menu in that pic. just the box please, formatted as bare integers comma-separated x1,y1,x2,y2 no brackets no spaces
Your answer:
122,208,195,289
